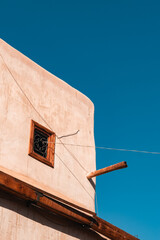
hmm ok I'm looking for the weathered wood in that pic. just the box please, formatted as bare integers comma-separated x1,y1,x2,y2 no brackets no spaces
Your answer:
0,167,94,216
0,165,94,215
0,169,139,240
93,216,138,240
28,120,56,167
86,161,128,179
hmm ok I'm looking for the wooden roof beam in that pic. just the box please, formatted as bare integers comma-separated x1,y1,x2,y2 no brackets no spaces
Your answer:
0,168,139,240
86,161,128,179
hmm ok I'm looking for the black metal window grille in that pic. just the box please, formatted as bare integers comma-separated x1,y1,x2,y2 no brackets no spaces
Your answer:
33,128,48,158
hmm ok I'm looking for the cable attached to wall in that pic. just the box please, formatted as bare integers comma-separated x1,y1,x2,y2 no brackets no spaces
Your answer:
58,130,80,139
0,54,94,200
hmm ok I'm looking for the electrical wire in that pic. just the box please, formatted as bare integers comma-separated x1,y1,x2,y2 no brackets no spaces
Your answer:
1,55,86,172
0,54,93,199
55,153,94,200
95,191,99,216
56,138,88,173
0,53,54,132
55,143,160,155
3,54,158,157
3,52,158,208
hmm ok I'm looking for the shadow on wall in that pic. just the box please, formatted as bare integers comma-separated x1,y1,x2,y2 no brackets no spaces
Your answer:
0,191,106,240
88,178,96,189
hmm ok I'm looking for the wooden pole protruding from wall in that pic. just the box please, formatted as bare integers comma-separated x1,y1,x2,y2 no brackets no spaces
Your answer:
86,161,128,179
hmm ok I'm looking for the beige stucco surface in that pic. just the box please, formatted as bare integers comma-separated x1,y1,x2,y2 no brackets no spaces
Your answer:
0,39,112,240
0,39,96,212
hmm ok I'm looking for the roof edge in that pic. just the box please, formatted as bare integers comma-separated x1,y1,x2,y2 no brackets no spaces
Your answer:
0,38,94,110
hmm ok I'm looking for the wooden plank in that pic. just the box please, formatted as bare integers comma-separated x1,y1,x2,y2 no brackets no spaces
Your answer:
0,165,94,215
93,216,139,240
0,169,139,240
0,168,94,216
87,161,128,179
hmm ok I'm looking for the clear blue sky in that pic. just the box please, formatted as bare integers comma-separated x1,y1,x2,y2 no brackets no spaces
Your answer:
1,1,160,239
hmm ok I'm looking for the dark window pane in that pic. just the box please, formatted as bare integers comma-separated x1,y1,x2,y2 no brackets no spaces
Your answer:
33,128,48,158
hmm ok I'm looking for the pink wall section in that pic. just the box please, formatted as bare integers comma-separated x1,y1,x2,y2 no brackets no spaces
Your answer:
0,39,96,212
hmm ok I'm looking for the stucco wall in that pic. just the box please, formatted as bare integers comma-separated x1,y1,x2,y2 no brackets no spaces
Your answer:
0,39,96,212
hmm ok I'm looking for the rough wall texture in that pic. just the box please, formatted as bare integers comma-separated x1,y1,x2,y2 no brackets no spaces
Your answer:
0,39,101,239
0,39,96,211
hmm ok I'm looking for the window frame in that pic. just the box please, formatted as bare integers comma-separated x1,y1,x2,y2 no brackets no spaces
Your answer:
28,120,55,168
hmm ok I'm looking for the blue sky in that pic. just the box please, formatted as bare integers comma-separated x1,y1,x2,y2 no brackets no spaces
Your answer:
1,1,160,239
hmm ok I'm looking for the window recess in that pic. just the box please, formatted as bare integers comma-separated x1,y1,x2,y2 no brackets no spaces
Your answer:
28,120,55,167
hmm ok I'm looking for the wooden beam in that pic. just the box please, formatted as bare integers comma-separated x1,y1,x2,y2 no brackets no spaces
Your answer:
87,161,128,179
0,169,139,240
0,165,93,215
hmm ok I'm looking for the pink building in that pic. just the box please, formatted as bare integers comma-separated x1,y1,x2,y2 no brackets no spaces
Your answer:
0,39,138,240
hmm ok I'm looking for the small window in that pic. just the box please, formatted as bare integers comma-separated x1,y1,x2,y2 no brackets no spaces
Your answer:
28,120,55,167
